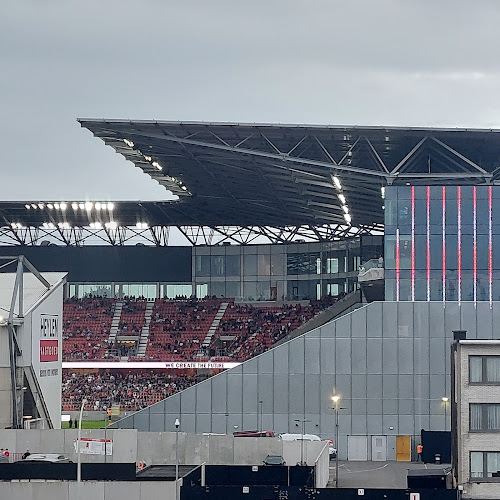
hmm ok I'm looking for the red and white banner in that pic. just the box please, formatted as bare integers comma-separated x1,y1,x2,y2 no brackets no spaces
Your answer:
40,340,58,362
62,361,241,369
74,437,112,455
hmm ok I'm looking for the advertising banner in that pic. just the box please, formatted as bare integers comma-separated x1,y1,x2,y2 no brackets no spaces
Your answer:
40,314,59,363
74,437,113,455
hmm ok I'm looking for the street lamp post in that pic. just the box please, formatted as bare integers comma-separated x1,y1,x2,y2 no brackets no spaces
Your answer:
175,418,180,500
331,395,340,488
77,398,88,500
442,397,449,431
294,418,310,465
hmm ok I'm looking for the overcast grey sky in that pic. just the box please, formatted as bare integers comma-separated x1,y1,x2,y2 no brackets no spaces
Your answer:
2,0,500,201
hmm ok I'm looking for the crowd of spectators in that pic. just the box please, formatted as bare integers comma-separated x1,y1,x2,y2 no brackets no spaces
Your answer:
61,371,204,412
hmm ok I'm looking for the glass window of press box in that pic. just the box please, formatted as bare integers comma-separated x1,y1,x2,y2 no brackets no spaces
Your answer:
385,185,500,302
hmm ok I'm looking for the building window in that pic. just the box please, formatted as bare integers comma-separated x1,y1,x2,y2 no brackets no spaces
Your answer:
470,404,500,431
326,258,338,274
470,451,500,479
470,356,500,383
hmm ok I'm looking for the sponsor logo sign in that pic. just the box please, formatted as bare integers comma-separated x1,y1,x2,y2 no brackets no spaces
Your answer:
40,314,59,362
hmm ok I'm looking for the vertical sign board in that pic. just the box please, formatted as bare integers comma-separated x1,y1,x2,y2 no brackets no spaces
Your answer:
410,494,420,500
40,314,59,363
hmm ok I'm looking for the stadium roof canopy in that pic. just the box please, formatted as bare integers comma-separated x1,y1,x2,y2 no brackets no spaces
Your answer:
1,121,500,246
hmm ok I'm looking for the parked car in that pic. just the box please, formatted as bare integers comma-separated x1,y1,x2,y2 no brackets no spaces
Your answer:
21,453,72,463
263,455,286,466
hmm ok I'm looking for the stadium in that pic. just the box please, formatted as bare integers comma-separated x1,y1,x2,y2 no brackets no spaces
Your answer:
1,120,500,462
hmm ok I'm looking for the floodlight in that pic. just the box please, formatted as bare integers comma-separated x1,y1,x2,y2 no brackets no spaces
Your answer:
105,221,117,230
54,203,60,209
85,202,93,211
123,139,134,148
342,205,349,214
79,203,85,210
90,222,102,229
344,213,352,224
338,194,346,204
31,204,38,209
38,203,44,209
95,202,101,210
381,187,385,199
144,155,152,162
152,161,162,170
331,395,340,404
60,203,67,210
332,176,342,190
72,203,78,210
25,204,30,209
181,185,188,191
47,203,53,209
107,203,114,210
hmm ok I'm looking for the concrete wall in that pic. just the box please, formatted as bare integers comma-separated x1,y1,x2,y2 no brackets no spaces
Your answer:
0,481,177,500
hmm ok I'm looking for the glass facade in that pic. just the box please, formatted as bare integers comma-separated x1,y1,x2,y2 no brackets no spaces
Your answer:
385,185,497,303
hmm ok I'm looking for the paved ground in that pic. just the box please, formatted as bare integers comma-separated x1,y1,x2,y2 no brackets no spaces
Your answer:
327,460,450,488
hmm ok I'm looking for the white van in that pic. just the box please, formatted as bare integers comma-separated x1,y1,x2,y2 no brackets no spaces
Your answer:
279,434,336,458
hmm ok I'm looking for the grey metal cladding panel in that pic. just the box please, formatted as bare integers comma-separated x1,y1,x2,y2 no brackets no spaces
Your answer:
180,386,196,413
415,414,430,433
493,302,500,339
352,338,367,374
164,393,181,415
335,375,352,401
196,413,211,433
429,338,446,375
460,303,477,339
413,303,430,338
211,414,226,434
305,374,320,413
351,374,367,400
149,413,165,432
398,375,414,399
320,321,335,339
367,375,382,414
132,412,150,432
351,306,367,337
274,414,288,433
320,338,336,374
413,337,430,375
289,374,305,414
397,302,414,338
257,350,274,373
335,338,352,374
429,374,445,399
476,302,493,338
243,356,258,374
399,399,415,415
243,413,258,431
289,338,305,374
398,338,414,375
382,375,398,414
366,338,382,374
430,415,445,431
319,374,336,413
366,302,383,337
382,339,398,374
227,373,243,413
242,374,258,413
258,374,275,413
273,374,289,414
117,415,135,429
182,413,196,434
211,374,228,413
273,344,289,373
429,303,445,337
305,337,320,374
352,414,368,434
444,302,461,332
196,382,212,413
150,400,166,414
335,314,352,338
414,375,430,414
382,302,398,337
367,415,382,434
398,414,415,434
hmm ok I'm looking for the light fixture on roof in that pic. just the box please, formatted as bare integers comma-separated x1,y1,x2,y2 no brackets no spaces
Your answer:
381,186,385,199
89,222,102,229
95,202,101,210
31,204,38,209
181,185,188,191
60,202,67,210
342,205,349,214
54,203,60,209
123,139,134,148
332,176,342,190
107,202,114,210
338,194,346,205
136,222,149,229
42,222,55,229
144,155,152,162
38,203,44,209
71,203,78,210
79,203,85,210
105,221,117,230
25,204,30,209
85,202,93,211
58,222,71,229
47,203,54,209
152,161,162,171
344,213,352,224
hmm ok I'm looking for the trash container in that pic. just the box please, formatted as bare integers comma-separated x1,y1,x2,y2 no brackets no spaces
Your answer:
435,454,441,465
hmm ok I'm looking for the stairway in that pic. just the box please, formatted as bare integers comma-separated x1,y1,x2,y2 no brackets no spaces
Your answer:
199,301,229,353
108,300,123,344
137,301,155,357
